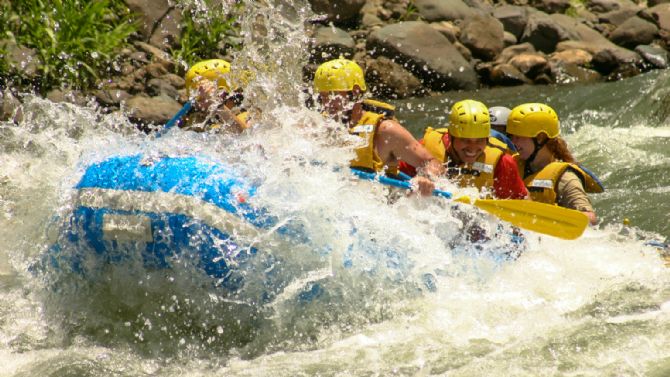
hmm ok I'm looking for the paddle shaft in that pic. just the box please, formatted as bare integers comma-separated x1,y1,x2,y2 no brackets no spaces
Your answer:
350,169,452,198
156,101,193,138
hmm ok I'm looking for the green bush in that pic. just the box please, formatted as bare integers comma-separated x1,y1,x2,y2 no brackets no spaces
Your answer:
0,0,137,92
172,2,242,68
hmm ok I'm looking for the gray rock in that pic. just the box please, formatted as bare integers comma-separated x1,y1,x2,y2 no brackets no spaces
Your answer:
586,0,638,13
550,48,593,66
0,90,23,123
591,47,642,75
46,89,89,106
149,7,182,50
534,0,571,14
489,63,532,85
364,56,423,98
459,15,505,60
521,10,572,53
648,0,670,7
92,89,131,106
160,73,186,89
497,42,537,64
414,0,477,22
599,7,642,26
308,0,366,25
134,42,175,71
311,26,356,63
493,5,529,40
635,44,670,68
550,61,602,84
126,0,182,50
147,78,179,99
126,95,182,125
641,4,670,31
609,16,658,48
429,21,460,43
508,52,551,78
367,21,478,90
3,41,41,79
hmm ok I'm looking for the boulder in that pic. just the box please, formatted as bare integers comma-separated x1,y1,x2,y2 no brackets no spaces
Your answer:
649,0,670,6
550,61,603,84
609,16,659,48
503,31,518,47
508,52,551,79
586,0,638,13
550,48,593,66
591,47,642,75
126,0,182,50
308,0,366,26
497,43,537,64
641,4,670,31
599,7,642,26
459,15,505,60
46,89,89,106
414,0,477,22
3,41,41,79
367,21,478,90
364,56,423,98
126,95,183,125
134,42,176,71
429,21,461,43
311,26,356,63
520,10,573,53
91,89,132,107
493,5,529,40
147,78,180,99
0,90,23,123
635,44,670,68
533,0,571,14
489,63,532,85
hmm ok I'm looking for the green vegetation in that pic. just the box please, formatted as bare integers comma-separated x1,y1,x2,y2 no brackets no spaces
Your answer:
172,2,243,68
0,0,137,92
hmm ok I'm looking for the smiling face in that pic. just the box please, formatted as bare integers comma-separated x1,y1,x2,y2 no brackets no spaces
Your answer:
451,136,487,164
511,135,535,160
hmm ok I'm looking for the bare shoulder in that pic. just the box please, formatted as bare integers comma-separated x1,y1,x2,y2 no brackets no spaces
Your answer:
377,118,409,136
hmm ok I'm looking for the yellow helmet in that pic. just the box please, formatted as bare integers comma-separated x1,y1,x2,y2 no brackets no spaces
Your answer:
314,58,367,92
185,59,232,96
507,103,559,138
448,100,490,138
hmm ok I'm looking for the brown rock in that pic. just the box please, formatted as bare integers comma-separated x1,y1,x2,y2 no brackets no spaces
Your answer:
308,0,366,26
459,15,505,61
508,53,550,78
490,63,532,85
364,56,423,98
497,43,537,64
550,49,593,66
126,95,182,125
609,16,659,48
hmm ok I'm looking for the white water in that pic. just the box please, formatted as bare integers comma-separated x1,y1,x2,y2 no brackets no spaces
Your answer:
2,1,670,376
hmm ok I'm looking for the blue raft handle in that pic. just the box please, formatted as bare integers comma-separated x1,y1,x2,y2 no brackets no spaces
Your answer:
350,168,452,199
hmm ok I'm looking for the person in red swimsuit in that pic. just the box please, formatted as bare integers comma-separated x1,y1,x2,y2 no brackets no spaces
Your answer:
399,100,527,199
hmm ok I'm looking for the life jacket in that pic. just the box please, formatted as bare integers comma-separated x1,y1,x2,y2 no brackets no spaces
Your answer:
361,99,395,118
422,127,504,190
489,129,517,153
519,160,605,204
349,109,400,176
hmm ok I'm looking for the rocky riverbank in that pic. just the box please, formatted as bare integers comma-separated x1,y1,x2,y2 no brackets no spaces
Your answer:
3,0,670,127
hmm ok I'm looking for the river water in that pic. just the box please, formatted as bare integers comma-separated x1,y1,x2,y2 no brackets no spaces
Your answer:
1,1,669,376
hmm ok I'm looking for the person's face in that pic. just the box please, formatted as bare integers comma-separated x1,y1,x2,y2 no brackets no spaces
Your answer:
511,135,535,160
452,137,487,164
318,91,354,118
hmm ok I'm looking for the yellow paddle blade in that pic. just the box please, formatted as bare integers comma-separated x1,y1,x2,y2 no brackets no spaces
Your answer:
472,199,590,240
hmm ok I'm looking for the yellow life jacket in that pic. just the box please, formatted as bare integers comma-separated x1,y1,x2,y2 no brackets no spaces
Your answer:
422,127,504,190
520,160,605,204
361,99,396,118
349,110,399,176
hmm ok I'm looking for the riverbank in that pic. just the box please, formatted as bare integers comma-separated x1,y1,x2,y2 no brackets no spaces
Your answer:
3,0,670,127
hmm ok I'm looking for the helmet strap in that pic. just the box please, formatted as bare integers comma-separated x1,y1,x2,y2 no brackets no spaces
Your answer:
524,137,547,177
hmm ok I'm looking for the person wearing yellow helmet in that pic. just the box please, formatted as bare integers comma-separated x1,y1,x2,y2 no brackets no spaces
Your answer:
314,58,443,196
400,100,527,199
507,103,604,224
180,59,250,133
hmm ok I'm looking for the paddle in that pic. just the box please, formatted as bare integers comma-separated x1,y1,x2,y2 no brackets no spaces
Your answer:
350,169,589,240
155,101,193,137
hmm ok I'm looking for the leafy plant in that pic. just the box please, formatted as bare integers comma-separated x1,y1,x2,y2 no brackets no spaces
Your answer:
172,1,242,68
0,0,137,92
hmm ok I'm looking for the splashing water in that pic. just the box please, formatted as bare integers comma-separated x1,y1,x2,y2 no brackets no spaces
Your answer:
1,1,670,376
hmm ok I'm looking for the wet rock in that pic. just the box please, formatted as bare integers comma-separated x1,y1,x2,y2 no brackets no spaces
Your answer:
126,95,182,126
503,31,518,47
429,21,460,43
591,46,642,75
508,52,550,79
489,63,532,85
134,42,175,71
0,90,23,123
160,73,185,89
453,41,473,61
494,5,529,40
414,0,477,22
3,41,41,79
145,63,169,79
147,78,179,99
497,43,537,64
367,21,479,90
635,44,670,68
521,10,572,53
308,0,366,26
609,16,658,48
149,7,182,50
311,26,356,63
364,56,423,98
46,89,89,106
550,61,603,84
91,89,131,107
459,14,505,61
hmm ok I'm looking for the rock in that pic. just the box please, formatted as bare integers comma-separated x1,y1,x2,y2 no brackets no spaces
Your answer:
533,0,571,14
493,5,528,40
145,63,169,79
0,90,23,123
508,52,550,78
591,47,642,75
454,41,473,61
649,0,670,6
489,63,532,85
308,0,366,26
586,0,638,13
503,31,518,47
599,7,642,26
635,44,670,68
91,89,131,106
3,41,41,79
147,78,179,99
364,56,423,98
641,4,670,31
367,21,478,90
126,95,182,125
126,0,182,50
550,61,603,84
160,73,185,89
429,21,460,43
549,48,593,66
521,10,572,53
414,0,477,22
459,14,505,61
46,89,89,106
609,16,658,48
497,42,537,64
311,26,356,63
134,42,176,71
